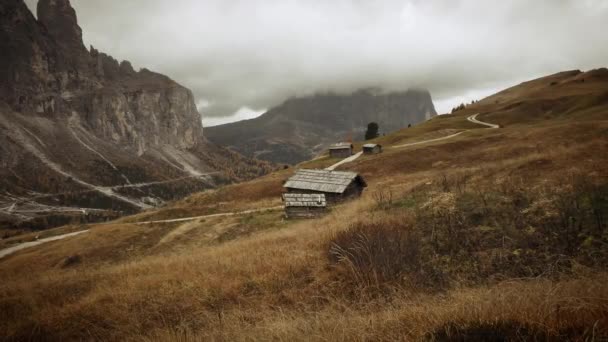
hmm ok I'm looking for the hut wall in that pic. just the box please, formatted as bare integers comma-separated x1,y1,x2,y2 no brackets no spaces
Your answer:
285,207,327,219
329,148,352,158
286,188,342,203
342,182,364,200
285,186,363,205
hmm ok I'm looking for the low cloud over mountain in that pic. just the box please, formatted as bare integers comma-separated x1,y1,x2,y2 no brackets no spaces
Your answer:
25,0,608,123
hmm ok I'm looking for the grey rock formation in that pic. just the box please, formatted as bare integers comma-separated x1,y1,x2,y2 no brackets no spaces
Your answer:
0,0,271,230
37,0,89,70
1,0,202,153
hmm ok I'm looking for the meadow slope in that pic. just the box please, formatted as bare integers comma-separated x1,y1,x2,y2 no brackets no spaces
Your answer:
1,69,607,341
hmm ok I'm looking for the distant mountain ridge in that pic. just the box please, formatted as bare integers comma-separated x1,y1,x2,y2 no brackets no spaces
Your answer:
206,89,437,164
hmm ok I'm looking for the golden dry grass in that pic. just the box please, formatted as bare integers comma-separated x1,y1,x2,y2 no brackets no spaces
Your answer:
2,195,607,340
1,70,608,341
120,169,291,223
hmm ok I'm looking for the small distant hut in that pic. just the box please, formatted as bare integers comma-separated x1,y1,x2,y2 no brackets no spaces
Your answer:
283,169,367,205
282,193,327,219
362,143,382,154
329,142,353,158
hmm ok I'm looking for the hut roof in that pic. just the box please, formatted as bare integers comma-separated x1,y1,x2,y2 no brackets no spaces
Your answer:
363,143,381,148
283,193,327,207
284,169,367,194
329,142,353,150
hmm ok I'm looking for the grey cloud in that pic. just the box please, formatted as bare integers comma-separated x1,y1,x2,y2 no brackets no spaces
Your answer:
25,0,608,121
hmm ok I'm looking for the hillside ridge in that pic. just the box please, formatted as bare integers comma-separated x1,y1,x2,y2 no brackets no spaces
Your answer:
0,68,607,340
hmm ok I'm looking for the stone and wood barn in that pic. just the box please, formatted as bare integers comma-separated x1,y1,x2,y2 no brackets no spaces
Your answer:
363,143,382,154
282,193,327,219
329,143,354,158
283,169,367,205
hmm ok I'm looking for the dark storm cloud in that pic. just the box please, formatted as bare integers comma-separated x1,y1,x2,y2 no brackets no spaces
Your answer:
25,0,608,124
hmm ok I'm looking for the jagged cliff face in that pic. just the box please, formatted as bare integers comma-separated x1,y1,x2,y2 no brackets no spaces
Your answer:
37,0,89,70
0,0,271,231
0,0,202,154
206,89,437,164
92,80,201,155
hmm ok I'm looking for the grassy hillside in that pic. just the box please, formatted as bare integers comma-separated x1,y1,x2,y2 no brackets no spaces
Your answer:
1,69,607,341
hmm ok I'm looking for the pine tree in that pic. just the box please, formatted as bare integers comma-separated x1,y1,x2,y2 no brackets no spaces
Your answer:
365,122,379,140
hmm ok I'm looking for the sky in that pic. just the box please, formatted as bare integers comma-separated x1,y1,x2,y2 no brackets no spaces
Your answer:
25,0,608,126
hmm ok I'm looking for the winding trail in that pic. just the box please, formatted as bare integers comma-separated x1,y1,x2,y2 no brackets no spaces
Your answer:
393,113,499,149
325,113,498,170
0,230,89,259
0,172,217,217
1,121,151,210
1,114,220,215
0,114,499,259
467,113,500,128
325,152,363,171
142,114,499,223
134,206,284,225
391,131,466,149
0,206,285,259
116,174,217,189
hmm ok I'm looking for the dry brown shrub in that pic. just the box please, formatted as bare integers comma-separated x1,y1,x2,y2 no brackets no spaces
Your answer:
327,218,448,292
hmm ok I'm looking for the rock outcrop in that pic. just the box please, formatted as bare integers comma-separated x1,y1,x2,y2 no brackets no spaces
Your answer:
206,89,437,164
37,0,89,70
0,0,271,230
1,0,202,154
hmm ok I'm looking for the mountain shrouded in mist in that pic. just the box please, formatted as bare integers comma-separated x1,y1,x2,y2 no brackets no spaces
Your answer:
206,89,437,164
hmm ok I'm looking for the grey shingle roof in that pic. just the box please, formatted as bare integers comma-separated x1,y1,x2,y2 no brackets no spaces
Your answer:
284,169,366,194
363,143,380,148
329,142,352,150
283,193,327,207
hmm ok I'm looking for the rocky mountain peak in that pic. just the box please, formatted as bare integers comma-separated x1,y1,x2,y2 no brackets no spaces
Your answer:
0,0,271,231
37,0,86,55
2,0,204,152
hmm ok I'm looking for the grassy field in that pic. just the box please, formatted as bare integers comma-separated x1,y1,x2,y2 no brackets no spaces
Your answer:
1,69,607,341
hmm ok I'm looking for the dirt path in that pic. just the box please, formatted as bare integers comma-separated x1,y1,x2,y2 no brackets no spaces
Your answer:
116,174,217,189
0,206,283,258
324,114,498,170
392,113,498,149
0,114,500,258
326,152,363,170
391,131,467,149
1,114,218,215
0,206,283,259
0,120,151,210
0,230,89,259
134,206,284,225
467,113,500,128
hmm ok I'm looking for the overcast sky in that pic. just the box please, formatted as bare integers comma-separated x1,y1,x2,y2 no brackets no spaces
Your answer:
25,0,608,126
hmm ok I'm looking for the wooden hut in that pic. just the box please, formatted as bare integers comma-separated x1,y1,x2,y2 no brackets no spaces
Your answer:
329,143,353,158
283,169,367,204
282,193,327,219
363,143,382,154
